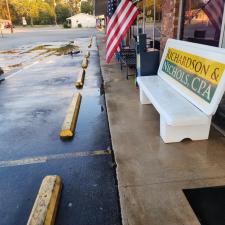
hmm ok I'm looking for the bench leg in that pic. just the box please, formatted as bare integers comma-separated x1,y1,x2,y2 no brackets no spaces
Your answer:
160,116,211,143
140,89,151,104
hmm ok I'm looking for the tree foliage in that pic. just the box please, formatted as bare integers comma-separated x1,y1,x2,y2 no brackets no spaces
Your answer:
11,0,54,25
81,0,93,15
56,3,71,24
67,0,80,15
0,1,8,19
0,0,78,26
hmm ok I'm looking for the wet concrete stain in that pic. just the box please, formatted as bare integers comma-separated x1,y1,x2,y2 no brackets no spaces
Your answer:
0,50,19,54
30,108,52,119
8,63,23,68
40,76,73,86
0,42,80,77
25,43,80,56
0,38,122,225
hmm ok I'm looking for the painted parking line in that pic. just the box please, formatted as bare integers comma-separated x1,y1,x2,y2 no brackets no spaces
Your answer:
4,52,56,80
0,150,112,168
5,61,39,80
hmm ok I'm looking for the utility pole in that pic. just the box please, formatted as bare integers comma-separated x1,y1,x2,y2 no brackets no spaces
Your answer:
5,0,13,33
53,0,57,25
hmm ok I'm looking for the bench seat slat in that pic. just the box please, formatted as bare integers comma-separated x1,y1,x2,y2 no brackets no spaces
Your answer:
137,76,210,126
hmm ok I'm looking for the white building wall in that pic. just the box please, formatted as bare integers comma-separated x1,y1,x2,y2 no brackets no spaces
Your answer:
68,13,96,28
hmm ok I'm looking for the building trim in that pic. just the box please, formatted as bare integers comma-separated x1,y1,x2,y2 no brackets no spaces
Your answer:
219,3,225,47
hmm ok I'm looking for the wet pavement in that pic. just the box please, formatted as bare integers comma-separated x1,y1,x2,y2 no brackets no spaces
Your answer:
0,31,121,225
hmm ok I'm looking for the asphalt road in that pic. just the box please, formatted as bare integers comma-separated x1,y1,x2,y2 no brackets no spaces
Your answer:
0,27,99,50
0,28,121,225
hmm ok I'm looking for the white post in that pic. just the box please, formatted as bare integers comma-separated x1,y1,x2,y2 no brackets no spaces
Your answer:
143,0,145,33
153,0,156,49
219,3,225,47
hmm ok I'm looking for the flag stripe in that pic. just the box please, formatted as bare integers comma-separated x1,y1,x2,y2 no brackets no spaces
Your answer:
107,0,129,35
106,7,136,52
107,6,137,56
106,11,138,62
203,0,225,32
106,7,139,62
106,3,135,48
106,0,139,63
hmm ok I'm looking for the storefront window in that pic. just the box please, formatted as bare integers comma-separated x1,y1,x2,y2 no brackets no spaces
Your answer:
131,1,143,37
144,0,162,40
181,0,225,47
131,0,162,49
181,1,225,134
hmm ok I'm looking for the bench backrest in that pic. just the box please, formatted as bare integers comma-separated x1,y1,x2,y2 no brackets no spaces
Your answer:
158,38,225,116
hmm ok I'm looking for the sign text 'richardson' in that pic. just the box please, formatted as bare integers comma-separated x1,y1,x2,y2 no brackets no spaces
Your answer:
162,48,225,103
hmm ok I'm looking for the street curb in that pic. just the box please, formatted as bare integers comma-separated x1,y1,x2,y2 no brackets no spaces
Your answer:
27,175,62,225
60,93,82,138
75,69,85,88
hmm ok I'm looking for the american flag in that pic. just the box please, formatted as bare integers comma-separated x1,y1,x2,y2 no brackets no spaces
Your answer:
106,0,139,63
107,0,118,20
203,0,225,33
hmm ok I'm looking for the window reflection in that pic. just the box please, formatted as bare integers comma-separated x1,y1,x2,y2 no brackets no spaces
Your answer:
181,0,224,47
131,0,162,49
144,0,162,40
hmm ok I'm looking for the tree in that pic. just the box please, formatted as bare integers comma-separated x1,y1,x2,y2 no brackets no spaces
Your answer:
0,0,10,19
145,0,162,21
67,0,81,15
56,3,71,24
11,0,54,26
80,0,93,15
36,2,55,25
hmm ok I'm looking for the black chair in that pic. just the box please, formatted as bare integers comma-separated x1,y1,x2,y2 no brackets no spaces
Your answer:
146,38,160,50
120,48,136,79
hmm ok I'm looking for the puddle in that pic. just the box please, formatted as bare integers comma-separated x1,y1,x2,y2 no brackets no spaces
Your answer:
8,63,22,68
30,109,52,119
25,43,80,56
100,83,105,95
0,50,18,54
41,76,73,86
0,41,81,78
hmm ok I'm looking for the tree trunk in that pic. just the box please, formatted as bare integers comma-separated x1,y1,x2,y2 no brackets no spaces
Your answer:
30,17,33,26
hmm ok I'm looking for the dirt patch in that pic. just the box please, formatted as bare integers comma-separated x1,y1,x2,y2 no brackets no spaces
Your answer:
0,50,18,54
8,63,22,68
25,43,79,56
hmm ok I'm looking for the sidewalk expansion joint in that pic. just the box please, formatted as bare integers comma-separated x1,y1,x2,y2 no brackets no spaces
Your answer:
119,176,225,189
0,150,112,168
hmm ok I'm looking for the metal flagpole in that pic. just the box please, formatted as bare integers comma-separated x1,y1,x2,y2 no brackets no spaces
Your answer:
6,0,13,33
143,0,145,33
53,0,57,25
153,0,155,49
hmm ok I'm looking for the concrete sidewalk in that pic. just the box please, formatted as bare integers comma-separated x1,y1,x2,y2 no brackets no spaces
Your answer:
97,35,225,225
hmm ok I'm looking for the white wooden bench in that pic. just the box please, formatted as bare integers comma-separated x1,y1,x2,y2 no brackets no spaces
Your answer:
137,39,225,143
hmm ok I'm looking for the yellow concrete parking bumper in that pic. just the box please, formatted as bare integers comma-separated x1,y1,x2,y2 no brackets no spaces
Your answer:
27,175,62,225
88,37,92,48
60,93,82,138
84,51,90,58
82,57,88,69
75,69,85,88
